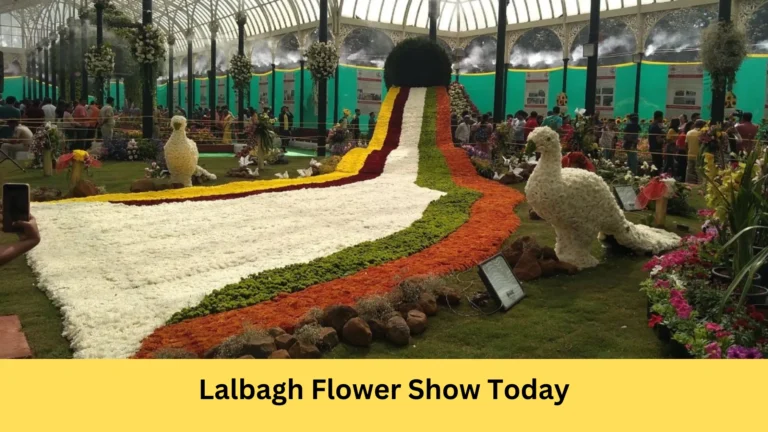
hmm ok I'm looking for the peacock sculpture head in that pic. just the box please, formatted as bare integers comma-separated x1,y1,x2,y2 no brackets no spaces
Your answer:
171,116,187,131
527,126,561,155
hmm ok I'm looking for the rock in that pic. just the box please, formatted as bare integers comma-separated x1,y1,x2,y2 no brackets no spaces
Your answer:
512,250,542,281
31,187,62,202
342,317,372,347
130,179,156,193
71,180,99,198
268,327,287,337
171,183,185,189
275,334,297,351
385,316,411,346
322,305,358,333
540,246,558,261
539,259,558,277
396,302,423,317
528,209,542,220
367,319,387,340
268,349,291,359
288,342,321,359
554,261,579,275
406,310,428,335
203,346,218,359
511,236,541,257
434,289,461,307
241,335,276,359
297,316,318,329
502,249,523,267
154,183,173,191
499,173,523,185
418,292,438,316
317,327,339,351
238,355,255,359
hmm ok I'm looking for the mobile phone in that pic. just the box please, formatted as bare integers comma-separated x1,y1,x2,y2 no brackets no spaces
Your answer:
2,183,31,233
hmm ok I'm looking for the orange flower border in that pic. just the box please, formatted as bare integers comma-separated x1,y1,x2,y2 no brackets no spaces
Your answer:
134,88,525,358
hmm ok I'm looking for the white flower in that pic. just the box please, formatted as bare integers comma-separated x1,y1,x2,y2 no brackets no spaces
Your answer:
624,172,633,181
651,164,658,172
650,265,663,277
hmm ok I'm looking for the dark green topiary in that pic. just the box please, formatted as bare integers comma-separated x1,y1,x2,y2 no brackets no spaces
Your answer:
384,38,452,89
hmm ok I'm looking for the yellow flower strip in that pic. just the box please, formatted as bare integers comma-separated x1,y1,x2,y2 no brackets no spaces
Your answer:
49,87,400,204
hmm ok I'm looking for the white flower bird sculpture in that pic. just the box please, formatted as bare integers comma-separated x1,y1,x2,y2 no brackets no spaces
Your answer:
164,116,199,187
524,127,680,269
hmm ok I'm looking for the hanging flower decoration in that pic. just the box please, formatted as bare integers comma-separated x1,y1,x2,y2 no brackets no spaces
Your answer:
234,11,248,26
130,24,167,65
635,175,676,209
56,150,102,172
700,21,747,92
229,54,252,93
305,42,339,81
85,44,115,78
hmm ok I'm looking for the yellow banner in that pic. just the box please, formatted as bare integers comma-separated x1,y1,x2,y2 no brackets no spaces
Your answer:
0,360,763,430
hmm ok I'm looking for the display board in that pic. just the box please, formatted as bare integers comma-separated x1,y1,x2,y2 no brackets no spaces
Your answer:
283,72,295,112
259,76,269,111
596,67,616,118
524,71,549,113
666,65,703,119
478,254,525,311
356,69,383,114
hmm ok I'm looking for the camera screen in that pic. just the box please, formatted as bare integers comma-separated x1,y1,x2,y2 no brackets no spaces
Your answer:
3,184,30,230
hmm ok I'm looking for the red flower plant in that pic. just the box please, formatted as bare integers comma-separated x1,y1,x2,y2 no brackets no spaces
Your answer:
561,152,595,172
636,177,670,209
648,314,664,328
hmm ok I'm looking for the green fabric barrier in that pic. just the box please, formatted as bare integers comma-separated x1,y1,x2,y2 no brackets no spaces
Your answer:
639,63,668,119
156,83,166,108
733,57,767,118
614,64,636,118
547,69,563,110
460,74,494,114
566,68,586,113
506,71,525,115
702,71,712,120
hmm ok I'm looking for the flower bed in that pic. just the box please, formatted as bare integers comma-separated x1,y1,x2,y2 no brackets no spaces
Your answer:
134,87,525,358
27,88,446,358
643,232,768,359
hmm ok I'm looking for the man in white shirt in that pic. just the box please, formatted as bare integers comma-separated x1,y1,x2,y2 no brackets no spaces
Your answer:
99,97,116,142
41,97,56,123
456,116,472,145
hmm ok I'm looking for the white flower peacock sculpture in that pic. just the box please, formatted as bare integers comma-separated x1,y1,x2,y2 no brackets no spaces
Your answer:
524,126,680,269
164,116,217,187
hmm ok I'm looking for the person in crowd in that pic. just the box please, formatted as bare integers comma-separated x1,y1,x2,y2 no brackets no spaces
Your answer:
339,109,351,129
278,105,294,152
23,99,45,128
512,110,527,143
0,96,20,141
735,112,758,153
542,106,563,133
88,101,101,141
648,110,665,171
456,115,472,145
524,111,539,141
685,120,705,184
472,114,493,148
560,116,575,148
60,101,76,148
664,118,681,174
623,114,641,174
41,97,56,123
221,108,234,144
599,118,617,160
0,209,41,267
679,114,688,131
368,111,377,140
676,121,693,181
55,99,67,120
99,97,116,142
351,108,361,142
72,99,89,150
691,113,701,123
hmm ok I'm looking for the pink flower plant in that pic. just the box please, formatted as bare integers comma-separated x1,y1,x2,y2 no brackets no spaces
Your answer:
705,322,723,333
705,342,722,359
669,290,693,319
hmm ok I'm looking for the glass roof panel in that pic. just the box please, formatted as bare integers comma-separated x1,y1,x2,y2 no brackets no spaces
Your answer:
392,0,409,24
513,0,529,22
380,0,396,22
440,2,455,31
416,0,430,27
461,2,476,30
341,0,356,18
354,0,370,19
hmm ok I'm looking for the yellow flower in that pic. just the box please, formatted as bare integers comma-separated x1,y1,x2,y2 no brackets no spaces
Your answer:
73,150,89,162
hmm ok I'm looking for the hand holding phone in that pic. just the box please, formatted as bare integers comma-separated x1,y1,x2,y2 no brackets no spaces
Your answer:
2,183,31,234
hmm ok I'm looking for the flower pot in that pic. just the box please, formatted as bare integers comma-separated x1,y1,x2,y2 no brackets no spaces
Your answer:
711,267,762,285
755,247,768,289
42,149,53,177
734,285,768,306
655,324,671,343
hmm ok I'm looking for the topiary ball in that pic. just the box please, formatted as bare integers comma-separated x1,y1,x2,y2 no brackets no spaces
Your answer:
384,38,452,89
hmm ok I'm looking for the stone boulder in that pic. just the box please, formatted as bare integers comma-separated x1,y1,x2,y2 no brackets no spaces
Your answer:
130,179,157,193
275,334,297,351
31,187,62,202
268,327,287,338
418,292,438,317
288,342,321,359
385,316,411,346
512,250,542,281
406,310,428,335
241,335,276,359
268,349,291,359
397,302,423,317
317,327,339,351
499,173,524,185
367,319,387,340
322,305,358,334
71,180,99,198
342,317,372,347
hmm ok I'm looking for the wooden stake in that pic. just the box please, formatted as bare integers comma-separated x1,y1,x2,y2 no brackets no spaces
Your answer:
655,197,668,228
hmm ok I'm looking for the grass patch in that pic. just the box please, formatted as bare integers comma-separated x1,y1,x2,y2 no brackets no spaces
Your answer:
168,88,481,323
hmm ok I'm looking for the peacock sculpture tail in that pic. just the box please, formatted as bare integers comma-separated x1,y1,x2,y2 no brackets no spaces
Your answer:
524,127,680,269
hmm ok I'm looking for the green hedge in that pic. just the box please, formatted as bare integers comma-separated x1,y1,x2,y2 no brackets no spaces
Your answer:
384,39,452,89
168,88,480,324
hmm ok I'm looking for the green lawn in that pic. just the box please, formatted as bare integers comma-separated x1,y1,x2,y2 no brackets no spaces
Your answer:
0,155,313,195
0,164,706,358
